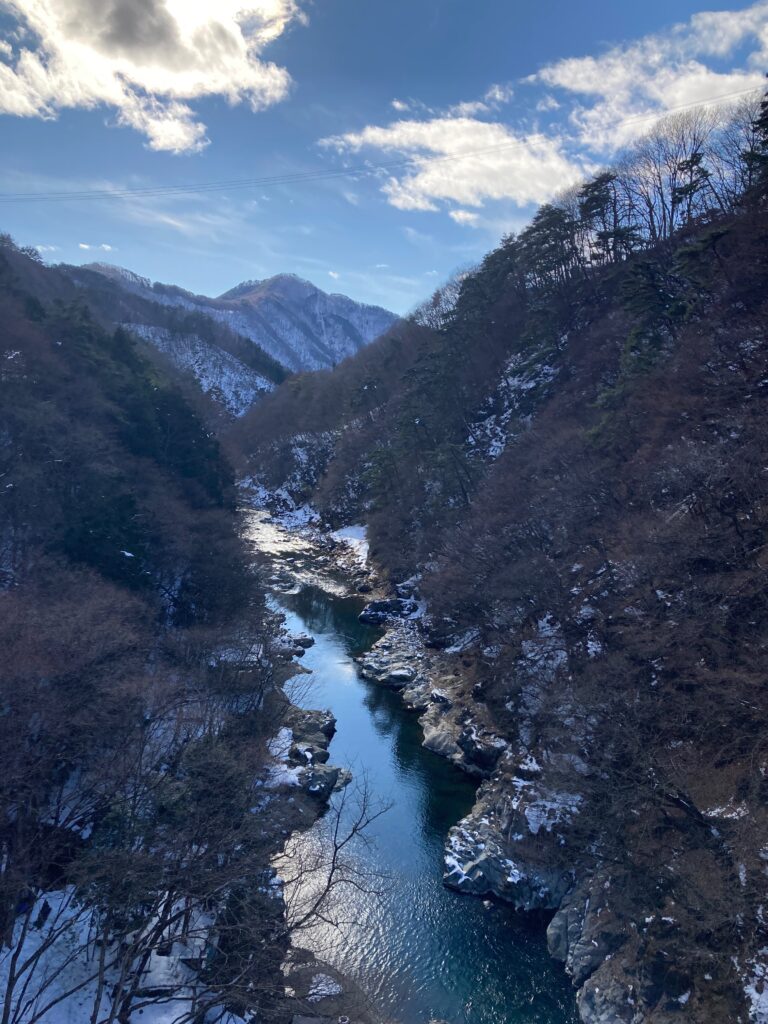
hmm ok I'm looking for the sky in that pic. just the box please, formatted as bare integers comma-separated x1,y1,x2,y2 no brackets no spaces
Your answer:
0,1,766,313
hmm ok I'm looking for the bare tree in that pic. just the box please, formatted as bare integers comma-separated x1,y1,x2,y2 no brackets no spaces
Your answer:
279,781,390,945
409,267,474,331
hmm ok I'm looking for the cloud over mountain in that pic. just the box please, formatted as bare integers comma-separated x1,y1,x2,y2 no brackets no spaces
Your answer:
321,117,587,213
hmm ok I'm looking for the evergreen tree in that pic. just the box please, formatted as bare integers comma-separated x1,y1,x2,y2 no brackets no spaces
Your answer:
745,75,768,198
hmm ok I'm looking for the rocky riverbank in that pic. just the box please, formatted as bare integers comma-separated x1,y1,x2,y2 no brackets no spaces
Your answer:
269,743,382,1024
247,509,391,1024
248,499,746,1024
256,683,372,1024
352,593,693,1024
350,586,761,1024
355,618,582,897
249,502,587,1018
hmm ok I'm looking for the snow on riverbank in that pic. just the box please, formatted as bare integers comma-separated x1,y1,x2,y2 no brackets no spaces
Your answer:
331,524,369,565
265,727,302,787
238,478,320,526
0,888,246,1024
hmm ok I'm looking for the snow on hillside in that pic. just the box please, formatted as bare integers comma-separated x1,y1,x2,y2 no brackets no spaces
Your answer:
84,262,154,294
125,323,273,416
467,350,560,460
331,524,369,565
87,265,398,374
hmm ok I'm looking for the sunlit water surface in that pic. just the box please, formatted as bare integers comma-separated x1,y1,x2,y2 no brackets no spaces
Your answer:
247,513,577,1024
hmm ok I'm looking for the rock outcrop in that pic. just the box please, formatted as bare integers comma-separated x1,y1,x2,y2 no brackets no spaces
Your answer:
280,707,351,801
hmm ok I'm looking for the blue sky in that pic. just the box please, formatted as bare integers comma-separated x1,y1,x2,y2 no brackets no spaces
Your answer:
0,0,766,312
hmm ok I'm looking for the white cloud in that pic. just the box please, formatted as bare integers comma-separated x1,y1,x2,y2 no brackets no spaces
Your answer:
35,243,58,252
120,195,246,237
536,94,560,112
531,2,768,150
449,209,480,226
440,86,516,120
375,263,389,268
79,242,114,251
448,99,490,117
325,5,767,226
322,116,586,212
0,0,305,152
403,225,435,245
484,83,514,104
328,270,339,279
685,5,768,57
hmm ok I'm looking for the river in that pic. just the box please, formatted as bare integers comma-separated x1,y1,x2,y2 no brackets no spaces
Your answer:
247,511,578,1024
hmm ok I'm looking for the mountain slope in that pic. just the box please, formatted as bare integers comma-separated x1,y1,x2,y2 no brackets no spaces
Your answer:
75,263,399,374
58,263,288,417
0,235,378,1024
232,101,768,1024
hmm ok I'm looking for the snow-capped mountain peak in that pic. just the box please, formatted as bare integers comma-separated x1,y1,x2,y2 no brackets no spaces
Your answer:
82,263,399,374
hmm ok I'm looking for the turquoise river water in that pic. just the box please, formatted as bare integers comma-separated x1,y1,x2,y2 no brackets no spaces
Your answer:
247,511,578,1024
277,583,578,1024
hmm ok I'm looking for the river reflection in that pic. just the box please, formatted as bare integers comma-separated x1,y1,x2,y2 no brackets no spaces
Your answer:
276,582,577,1024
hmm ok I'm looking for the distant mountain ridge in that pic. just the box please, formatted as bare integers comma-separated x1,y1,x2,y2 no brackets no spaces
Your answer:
56,263,285,417
80,264,399,374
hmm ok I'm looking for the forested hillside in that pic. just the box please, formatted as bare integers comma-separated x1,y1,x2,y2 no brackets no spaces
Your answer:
65,263,289,416
234,93,768,1022
0,242,300,1023
65,263,398,384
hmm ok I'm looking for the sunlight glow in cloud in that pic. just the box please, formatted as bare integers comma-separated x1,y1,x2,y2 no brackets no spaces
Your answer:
0,0,306,152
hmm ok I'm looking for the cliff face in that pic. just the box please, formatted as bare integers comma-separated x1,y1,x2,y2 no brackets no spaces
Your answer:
235,205,768,1022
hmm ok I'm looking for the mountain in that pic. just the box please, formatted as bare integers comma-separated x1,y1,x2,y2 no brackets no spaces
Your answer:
0,234,360,1024
232,102,768,1024
74,263,399,375
35,261,283,418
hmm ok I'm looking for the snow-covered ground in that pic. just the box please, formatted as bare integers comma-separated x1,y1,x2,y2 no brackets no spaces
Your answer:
0,889,245,1024
265,727,302,788
124,323,273,416
467,350,559,460
331,524,369,565
307,973,343,1002
745,949,768,1022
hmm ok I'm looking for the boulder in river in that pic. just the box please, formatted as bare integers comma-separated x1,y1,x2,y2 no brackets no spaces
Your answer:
356,653,419,689
443,819,571,909
288,707,336,741
300,765,344,801
293,633,315,649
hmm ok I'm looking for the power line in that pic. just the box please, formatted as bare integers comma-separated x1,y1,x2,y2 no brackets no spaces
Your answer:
0,145,548,203
0,85,760,205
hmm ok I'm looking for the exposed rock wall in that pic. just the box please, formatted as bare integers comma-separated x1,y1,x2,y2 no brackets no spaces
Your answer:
352,589,765,1024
